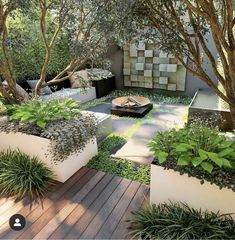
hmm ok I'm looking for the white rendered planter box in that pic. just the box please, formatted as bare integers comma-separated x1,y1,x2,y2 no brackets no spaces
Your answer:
0,132,98,183
151,164,235,219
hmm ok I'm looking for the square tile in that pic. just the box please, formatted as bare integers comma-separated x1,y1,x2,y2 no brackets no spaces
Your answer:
145,82,153,88
159,76,168,84
153,70,160,77
144,70,153,77
159,58,169,64
167,64,177,72
137,75,144,81
139,82,145,87
132,82,139,87
153,57,159,64
130,44,138,57
167,83,177,91
144,50,153,57
158,84,167,90
131,69,138,75
131,75,137,81
137,41,145,50
124,80,131,86
137,57,145,63
159,51,168,58
144,77,153,82
145,63,153,70
124,62,131,69
136,63,145,71
153,77,159,83
153,64,159,70
123,68,131,75
159,64,167,72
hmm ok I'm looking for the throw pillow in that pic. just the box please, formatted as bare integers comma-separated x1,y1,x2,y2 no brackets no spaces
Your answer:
27,80,52,95
68,70,91,89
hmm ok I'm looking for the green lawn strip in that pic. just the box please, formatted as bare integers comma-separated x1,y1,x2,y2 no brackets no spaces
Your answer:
87,134,150,185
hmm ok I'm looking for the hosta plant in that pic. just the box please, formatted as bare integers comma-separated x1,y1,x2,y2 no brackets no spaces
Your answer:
0,150,55,200
6,99,80,128
149,124,235,174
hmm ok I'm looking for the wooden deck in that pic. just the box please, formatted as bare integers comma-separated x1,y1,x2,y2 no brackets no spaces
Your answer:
0,167,149,239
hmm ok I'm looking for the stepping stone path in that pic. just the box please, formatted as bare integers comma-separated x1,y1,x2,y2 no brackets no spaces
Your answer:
113,104,188,164
88,102,188,164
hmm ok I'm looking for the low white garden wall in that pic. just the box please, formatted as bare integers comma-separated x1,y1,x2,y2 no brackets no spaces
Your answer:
0,132,98,182
151,164,235,219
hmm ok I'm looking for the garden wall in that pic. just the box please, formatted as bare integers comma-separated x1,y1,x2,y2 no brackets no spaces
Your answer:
108,32,219,97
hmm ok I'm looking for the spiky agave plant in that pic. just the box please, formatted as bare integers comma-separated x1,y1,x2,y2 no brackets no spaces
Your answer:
128,202,235,239
0,149,56,200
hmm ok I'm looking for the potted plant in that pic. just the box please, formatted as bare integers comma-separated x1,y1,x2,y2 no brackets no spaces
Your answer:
149,124,235,219
87,68,115,98
0,99,98,182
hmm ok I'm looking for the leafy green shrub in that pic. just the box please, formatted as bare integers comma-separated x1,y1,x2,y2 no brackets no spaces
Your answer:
7,11,71,81
0,150,55,199
149,124,235,190
149,124,235,173
87,134,150,184
7,99,80,128
128,202,235,239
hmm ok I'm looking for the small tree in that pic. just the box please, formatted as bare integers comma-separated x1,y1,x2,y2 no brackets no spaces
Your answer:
0,0,31,103
0,0,121,102
127,0,235,127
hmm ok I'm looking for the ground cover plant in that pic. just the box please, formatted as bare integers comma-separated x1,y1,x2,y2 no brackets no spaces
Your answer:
0,99,97,163
87,134,150,185
128,202,235,239
0,150,55,200
81,88,191,111
149,124,235,191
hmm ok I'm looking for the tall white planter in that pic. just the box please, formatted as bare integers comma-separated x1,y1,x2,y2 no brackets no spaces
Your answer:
0,132,98,182
151,164,235,219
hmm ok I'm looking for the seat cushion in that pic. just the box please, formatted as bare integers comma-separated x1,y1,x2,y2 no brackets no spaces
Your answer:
27,80,52,95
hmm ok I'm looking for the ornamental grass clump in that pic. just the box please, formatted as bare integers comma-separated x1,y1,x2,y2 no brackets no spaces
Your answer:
0,150,55,199
128,202,235,240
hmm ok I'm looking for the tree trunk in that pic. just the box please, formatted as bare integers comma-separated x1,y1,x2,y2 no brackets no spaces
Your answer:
229,104,235,129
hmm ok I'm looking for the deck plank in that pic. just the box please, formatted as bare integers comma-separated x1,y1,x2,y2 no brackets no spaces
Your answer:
18,169,99,239
111,185,150,239
0,167,150,240
95,181,141,239
63,175,123,239
33,172,111,239
79,178,131,239
1,167,91,239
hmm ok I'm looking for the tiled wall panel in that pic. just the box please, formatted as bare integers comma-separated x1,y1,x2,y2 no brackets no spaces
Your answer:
123,42,187,91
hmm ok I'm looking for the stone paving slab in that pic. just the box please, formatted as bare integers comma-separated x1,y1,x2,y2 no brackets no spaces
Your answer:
87,102,112,114
112,119,136,134
113,104,188,164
